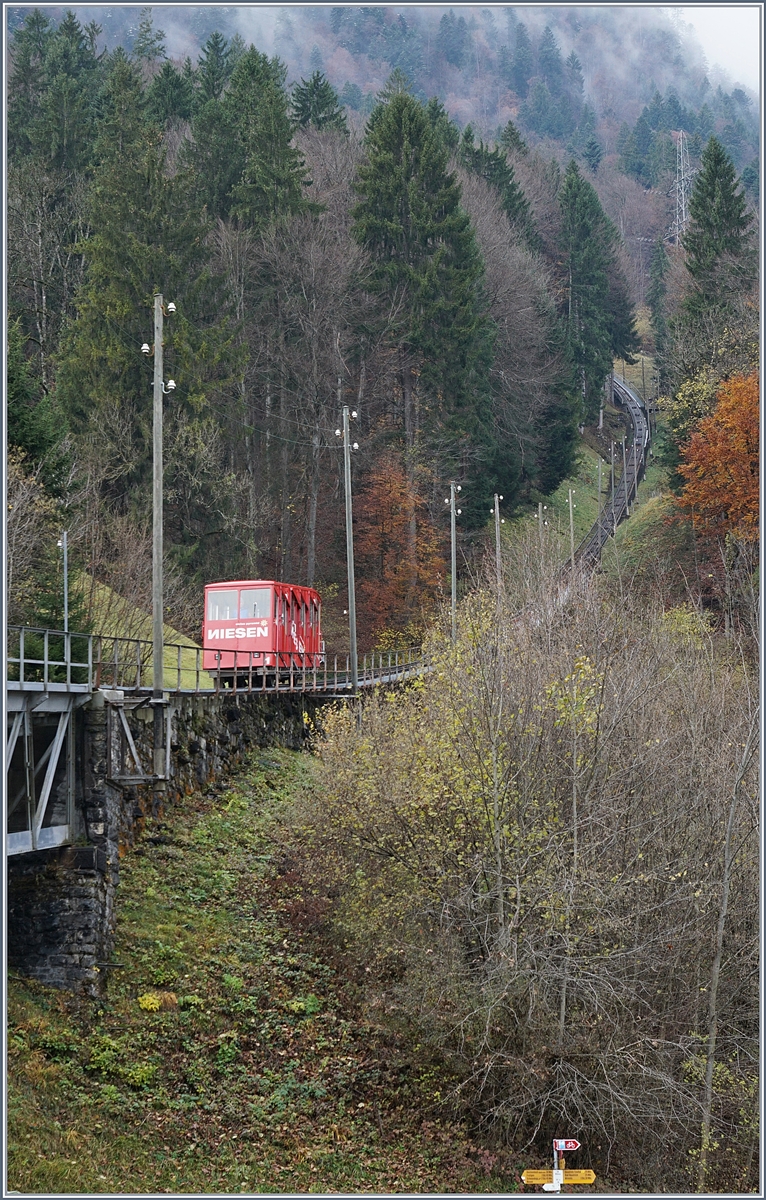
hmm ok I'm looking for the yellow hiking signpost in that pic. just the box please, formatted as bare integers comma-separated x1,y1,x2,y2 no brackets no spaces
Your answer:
521,1140,596,1191
521,1169,596,1185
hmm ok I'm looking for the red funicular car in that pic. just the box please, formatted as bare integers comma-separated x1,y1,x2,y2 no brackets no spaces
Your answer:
203,580,323,682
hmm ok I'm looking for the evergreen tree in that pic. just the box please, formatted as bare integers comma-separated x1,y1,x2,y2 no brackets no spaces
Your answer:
131,7,166,65
227,48,315,229
353,92,500,507
56,51,242,581
424,97,459,152
7,9,55,159
682,136,756,313
147,59,194,123
27,11,102,171
197,31,230,104
558,160,637,421
291,71,348,134
340,81,363,111
7,318,67,488
538,26,564,95
647,235,669,365
565,51,584,100
510,22,533,98
458,125,538,249
582,134,603,173
499,120,528,157
741,156,759,203
437,10,469,69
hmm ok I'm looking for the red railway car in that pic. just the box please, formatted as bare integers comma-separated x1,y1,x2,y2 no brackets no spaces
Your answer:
202,580,323,681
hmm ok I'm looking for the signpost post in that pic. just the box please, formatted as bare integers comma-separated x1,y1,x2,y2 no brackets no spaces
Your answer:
521,1139,595,1193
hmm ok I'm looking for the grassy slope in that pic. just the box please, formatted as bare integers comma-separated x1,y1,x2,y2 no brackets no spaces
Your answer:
8,751,534,1195
84,575,214,690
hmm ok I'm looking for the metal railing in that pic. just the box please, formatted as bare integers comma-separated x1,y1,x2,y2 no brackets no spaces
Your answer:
6,627,425,696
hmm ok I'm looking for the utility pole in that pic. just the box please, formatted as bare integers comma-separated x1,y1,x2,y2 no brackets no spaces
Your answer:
445,482,461,643
340,385,358,692
568,489,576,573
491,493,504,594
144,294,175,780
152,293,165,780
610,440,616,532
598,459,602,524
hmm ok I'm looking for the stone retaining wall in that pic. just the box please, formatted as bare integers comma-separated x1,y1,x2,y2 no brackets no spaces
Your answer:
7,690,319,994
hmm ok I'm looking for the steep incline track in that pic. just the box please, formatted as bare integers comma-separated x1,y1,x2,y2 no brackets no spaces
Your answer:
574,379,649,569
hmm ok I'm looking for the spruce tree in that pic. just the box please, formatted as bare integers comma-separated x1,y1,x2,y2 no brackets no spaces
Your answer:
7,9,55,159
510,22,533,98
538,26,564,95
582,134,603,173
197,31,230,104
353,92,500,509
558,160,637,421
291,71,348,134
131,7,166,65
458,125,538,249
56,49,241,581
647,235,669,366
28,11,102,171
682,136,756,313
227,48,314,229
147,59,194,123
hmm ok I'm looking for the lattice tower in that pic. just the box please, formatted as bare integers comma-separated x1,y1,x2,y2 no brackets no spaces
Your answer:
674,130,693,242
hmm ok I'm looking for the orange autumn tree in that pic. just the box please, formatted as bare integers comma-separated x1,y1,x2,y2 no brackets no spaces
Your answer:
354,454,445,647
678,372,759,543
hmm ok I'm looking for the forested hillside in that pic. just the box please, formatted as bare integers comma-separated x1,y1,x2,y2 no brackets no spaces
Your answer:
6,5,759,645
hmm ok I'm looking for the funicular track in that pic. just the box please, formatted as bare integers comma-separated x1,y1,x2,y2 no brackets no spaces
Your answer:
573,378,649,569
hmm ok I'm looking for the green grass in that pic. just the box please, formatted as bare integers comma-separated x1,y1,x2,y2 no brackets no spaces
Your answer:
7,751,530,1194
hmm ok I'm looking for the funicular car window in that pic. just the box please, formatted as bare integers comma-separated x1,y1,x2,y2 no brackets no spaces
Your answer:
207,590,238,620
239,588,270,619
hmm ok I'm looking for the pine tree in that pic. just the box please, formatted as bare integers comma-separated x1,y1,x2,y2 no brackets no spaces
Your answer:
291,71,348,134
682,136,756,314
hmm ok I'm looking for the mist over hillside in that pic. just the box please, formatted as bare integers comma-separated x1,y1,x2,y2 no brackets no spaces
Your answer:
12,5,759,131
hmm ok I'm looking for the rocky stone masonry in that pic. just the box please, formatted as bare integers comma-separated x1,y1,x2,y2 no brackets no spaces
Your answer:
7,690,319,995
